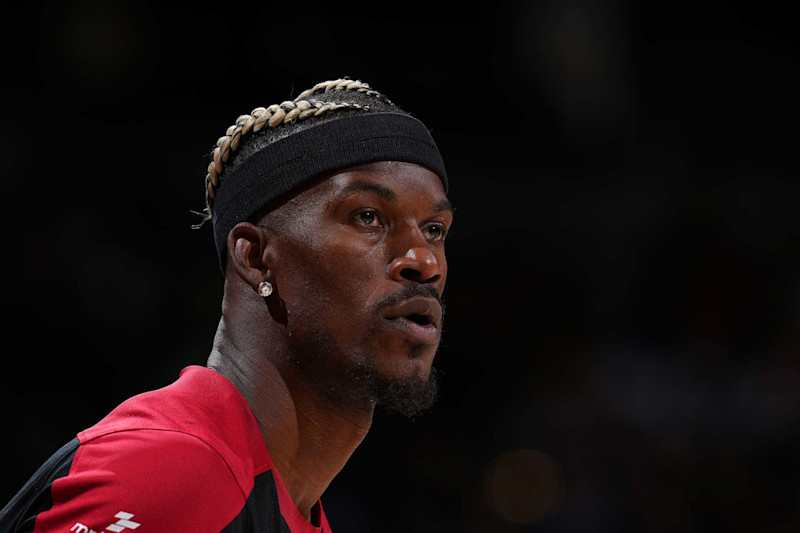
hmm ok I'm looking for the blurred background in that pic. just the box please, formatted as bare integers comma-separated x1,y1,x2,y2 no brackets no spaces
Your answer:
1,1,798,531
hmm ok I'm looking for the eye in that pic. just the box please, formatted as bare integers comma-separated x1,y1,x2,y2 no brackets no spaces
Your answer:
355,209,383,228
423,222,448,242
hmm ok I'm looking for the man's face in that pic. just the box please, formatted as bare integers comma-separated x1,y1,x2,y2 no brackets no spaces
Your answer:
268,161,453,415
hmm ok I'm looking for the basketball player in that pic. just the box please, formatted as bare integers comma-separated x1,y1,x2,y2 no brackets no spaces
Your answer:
1,78,453,532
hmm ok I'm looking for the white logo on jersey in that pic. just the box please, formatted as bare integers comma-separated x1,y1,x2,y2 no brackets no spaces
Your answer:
70,511,140,533
105,511,141,532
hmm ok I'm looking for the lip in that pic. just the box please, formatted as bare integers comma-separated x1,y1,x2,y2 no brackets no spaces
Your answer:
382,296,443,344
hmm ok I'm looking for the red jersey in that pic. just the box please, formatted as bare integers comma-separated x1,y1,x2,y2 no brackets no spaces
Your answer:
1,366,332,533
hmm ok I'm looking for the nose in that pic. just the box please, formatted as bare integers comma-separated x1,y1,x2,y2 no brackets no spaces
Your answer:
387,244,444,285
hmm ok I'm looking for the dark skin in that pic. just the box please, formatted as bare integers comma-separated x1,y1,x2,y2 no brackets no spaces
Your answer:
207,161,454,521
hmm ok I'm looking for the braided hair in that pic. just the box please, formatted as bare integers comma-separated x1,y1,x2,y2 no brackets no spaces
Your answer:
202,78,401,220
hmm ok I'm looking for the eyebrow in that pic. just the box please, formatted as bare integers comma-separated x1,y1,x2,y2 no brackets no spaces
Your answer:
433,199,455,214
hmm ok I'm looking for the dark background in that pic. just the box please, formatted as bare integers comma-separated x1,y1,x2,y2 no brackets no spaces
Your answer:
2,1,798,531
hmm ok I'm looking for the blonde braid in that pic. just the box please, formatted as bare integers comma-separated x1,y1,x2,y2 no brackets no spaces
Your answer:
294,78,389,102
202,78,390,218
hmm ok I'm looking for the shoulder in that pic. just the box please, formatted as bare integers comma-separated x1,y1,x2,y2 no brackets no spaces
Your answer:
4,367,270,532
35,429,247,532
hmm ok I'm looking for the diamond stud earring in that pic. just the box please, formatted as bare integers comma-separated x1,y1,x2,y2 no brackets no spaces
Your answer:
257,281,273,297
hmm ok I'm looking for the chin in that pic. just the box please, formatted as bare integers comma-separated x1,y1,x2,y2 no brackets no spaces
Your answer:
374,366,439,418
367,353,440,419
367,348,432,385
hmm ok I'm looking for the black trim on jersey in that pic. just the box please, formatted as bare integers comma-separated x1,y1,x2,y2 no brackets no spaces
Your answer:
0,438,79,533
221,470,292,533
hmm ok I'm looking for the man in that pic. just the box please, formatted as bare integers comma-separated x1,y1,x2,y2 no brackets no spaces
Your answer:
0,78,453,532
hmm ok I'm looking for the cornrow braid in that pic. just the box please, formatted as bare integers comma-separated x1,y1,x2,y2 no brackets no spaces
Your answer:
203,78,392,218
293,78,392,103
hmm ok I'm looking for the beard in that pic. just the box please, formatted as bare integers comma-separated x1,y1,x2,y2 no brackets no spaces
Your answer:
285,284,444,419
360,353,440,418
288,335,441,419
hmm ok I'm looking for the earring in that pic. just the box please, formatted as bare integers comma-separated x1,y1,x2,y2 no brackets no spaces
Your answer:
257,281,273,297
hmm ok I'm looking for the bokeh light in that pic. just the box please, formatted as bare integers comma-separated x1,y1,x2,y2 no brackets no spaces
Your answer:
484,448,565,524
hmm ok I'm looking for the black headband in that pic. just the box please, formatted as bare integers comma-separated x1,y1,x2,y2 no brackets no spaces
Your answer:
212,112,448,269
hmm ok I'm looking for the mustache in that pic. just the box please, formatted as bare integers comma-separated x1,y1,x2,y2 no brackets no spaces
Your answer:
374,283,445,317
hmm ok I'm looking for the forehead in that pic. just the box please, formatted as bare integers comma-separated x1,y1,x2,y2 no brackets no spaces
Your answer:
321,161,448,203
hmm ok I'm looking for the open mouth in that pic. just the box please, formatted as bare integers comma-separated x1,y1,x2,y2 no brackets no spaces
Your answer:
382,297,442,343
388,314,439,344
405,313,433,326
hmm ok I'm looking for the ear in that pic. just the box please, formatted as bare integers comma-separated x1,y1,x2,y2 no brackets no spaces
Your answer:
227,222,272,292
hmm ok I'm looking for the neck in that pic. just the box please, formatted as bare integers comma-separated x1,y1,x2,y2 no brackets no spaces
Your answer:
207,294,373,520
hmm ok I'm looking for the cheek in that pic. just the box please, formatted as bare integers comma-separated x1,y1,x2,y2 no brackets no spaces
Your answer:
276,241,386,319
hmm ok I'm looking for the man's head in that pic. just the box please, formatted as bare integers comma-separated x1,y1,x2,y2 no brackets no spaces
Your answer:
204,79,452,417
